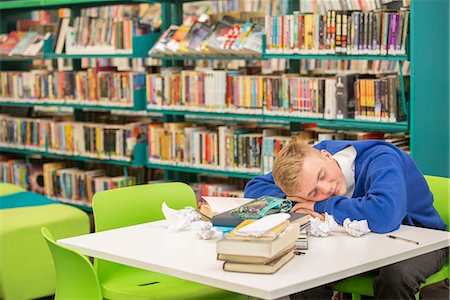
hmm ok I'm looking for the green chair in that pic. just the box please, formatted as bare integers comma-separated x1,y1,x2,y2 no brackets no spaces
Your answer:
92,182,247,300
41,227,103,300
332,175,449,300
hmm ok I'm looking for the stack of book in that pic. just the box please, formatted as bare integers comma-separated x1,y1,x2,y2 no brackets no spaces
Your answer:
148,15,263,57
216,217,299,274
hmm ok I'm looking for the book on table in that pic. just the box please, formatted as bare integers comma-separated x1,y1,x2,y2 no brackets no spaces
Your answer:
222,250,295,274
217,216,298,274
224,216,290,241
217,244,295,264
199,196,253,219
216,222,299,258
210,195,311,227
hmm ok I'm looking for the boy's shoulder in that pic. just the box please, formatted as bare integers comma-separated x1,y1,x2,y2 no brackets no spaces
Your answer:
314,140,400,156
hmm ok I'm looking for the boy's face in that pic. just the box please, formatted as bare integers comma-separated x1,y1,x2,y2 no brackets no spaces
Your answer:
291,150,347,202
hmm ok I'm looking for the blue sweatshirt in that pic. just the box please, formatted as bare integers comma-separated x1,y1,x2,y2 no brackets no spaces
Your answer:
244,140,446,233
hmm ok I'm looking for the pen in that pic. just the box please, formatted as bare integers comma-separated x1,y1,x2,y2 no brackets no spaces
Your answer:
387,234,419,245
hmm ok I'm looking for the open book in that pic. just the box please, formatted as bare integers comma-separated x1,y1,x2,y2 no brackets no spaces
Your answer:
199,196,253,219
210,196,310,227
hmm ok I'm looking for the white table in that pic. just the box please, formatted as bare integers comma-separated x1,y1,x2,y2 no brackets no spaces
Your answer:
58,221,450,299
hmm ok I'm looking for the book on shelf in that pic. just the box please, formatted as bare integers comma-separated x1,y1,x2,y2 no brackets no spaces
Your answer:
216,222,299,258
53,8,71,54
0,31,23,56
241,23,264,54
28,163,45,194
185,21,212,53
148,24,179,55
23,33,50,56
148,14,263,56
265,9,409,55
8,32,38,56
166,17,197,53
222,249,294,274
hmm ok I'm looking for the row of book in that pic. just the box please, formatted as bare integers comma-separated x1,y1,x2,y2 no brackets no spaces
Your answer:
0,14,57,57
146,69,405,122
1,67,404,122
0,159,35,192
0,114,145,162
205,0,289,16
53,5,154,55
192,182,244,205
299,59,410,75
0,157,250,206
148,15,263,57
0,69,145,107
147,122,409,174
265,9,409,55
43,162,136,206
0,31,49,57
0,157,137,205
300,0,409,15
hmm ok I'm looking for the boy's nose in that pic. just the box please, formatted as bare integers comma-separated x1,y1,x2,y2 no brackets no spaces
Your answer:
317,181,332,195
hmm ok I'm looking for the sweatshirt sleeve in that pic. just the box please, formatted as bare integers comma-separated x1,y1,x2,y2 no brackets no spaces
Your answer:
314,150,407,233
244,172,286,198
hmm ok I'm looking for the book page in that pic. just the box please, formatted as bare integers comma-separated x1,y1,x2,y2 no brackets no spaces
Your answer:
202,196,253,214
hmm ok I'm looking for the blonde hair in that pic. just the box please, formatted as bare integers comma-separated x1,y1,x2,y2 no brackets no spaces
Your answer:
272,142,321,195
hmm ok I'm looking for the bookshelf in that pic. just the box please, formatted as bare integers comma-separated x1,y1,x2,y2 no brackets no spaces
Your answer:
0,1,161,210
144,0,449,178
0,0,448,204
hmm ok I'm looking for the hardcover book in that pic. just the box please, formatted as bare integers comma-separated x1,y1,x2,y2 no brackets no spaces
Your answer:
217,245,295,264
216,223,299,258
222,250,295,274
211,196,310,227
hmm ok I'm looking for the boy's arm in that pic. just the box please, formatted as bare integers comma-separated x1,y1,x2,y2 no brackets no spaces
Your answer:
313,149,408,233
244,172,286,198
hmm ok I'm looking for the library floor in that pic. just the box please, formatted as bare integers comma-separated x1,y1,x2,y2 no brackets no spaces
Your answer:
37,280,449,300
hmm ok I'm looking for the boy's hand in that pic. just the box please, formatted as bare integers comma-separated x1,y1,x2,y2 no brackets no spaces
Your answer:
289,199,325,221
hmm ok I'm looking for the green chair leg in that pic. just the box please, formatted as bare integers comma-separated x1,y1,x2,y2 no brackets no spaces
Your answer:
352,294,362,300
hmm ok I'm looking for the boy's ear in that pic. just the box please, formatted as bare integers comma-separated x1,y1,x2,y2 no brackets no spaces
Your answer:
320,149,333,161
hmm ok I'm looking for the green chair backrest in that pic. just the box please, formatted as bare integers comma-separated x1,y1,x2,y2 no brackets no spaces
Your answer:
92,182,197,281
425,175,449,228
41,227,102,300
92,182,197,232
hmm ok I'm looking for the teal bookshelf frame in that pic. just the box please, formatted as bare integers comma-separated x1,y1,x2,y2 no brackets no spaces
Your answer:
146,162,260,179
0,55,44,61
0,0,155,10
410,0,449,177
0,0,206,10
0,86,147,111
145,108,408,132
148,54,262,60
0,142,147,167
